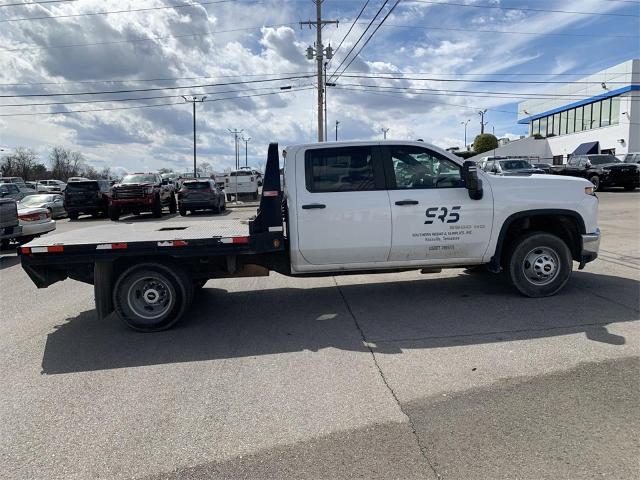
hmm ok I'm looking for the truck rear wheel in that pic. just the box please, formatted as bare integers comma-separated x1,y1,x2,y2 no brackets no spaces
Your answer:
506,232,572,298
94,261,114,320
168,195,177,214
68,211,79,220
589,175,600,191
109,206,120,221
112,262,194,332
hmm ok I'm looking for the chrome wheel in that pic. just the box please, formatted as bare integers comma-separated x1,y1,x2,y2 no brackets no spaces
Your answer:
590,175,600,191
126,273,175,320
522,246,560,286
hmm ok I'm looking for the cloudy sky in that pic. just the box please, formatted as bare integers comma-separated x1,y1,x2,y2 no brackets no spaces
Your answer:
0,0,638,174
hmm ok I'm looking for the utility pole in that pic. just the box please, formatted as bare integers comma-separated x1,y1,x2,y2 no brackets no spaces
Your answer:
335,120,340,141
381,127,389,139
323,62,328,142
301,1,338,142
182,95,207,178
460,119,470,150
242,136,251,167
228,128,243,200
478,109,487,135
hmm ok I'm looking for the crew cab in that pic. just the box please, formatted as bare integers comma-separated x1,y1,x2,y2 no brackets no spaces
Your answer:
554,154,639,191
19,141,600,332
109,173,176,220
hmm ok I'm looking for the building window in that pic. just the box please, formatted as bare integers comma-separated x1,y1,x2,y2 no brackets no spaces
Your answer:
601,98,611,127
567,109,575,134
583,103,592,131
540,116,547,136
553,113,560,136
592,100,601,128
610,96,620,125
560,110,567,135
532,118,540,136
575,106,584,132
553,155,564,165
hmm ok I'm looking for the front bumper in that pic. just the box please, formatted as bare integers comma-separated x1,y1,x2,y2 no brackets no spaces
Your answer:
579,228,600,268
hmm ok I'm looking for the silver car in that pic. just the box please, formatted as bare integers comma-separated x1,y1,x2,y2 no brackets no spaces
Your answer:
18,194,67,219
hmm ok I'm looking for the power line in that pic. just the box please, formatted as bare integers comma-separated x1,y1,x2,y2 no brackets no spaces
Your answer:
328,0,389,81
331,0,401,82
339,73,632,85
409,0,640,18
0,0,79,6
331,0,370,58
0,23,300,52
0,0,242,22
0,74,314,98
0,86,314,117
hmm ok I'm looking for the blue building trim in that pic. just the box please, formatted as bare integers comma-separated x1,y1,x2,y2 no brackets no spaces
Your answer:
517,85,640,124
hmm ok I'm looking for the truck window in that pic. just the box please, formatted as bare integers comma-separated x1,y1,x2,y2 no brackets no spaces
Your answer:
305,146,375,192
389,146,463,189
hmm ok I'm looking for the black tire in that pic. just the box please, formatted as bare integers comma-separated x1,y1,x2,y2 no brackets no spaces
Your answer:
624,186,636,191
94,261,114,320
168,194,177,214
68,211,79,220
179,206,187,216
108,205,120,221
152,196,162,218
212,201,221,214
112,262,194,332
589,175,600,191
506,232,572,298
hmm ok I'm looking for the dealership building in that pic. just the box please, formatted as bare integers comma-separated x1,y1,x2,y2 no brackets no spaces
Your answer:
470,59,639,164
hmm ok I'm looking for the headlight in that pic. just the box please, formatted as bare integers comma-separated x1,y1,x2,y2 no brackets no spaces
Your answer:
585,186,595,196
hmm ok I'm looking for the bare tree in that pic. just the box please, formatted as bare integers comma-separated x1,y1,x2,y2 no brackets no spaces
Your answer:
49,147,86,180
99,166,111,179
1,147,40,179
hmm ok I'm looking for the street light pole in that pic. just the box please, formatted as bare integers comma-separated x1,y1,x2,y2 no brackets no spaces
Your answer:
381,127,389,139
478,109,487,135
182,95,207,178
335,120,339,141
460,119,470,150
242,137,251,167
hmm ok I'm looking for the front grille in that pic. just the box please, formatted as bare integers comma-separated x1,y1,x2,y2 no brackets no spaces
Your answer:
114,186,145,199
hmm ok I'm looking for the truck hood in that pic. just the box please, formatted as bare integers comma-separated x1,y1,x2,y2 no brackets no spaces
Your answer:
501,168,546,175
484,171,592,190
114,183,154,188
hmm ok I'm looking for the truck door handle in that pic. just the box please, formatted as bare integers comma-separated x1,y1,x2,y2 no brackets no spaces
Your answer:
395,200,419,205
301,203,326,209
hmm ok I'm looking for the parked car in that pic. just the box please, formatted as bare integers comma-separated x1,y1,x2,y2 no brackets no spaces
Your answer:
177,179,226,216
554,154,639,191
226,169,259,199
25,181,48,193
0,198,22,249
18,194,67,219
532,163,553,174
65,179,111,219
39,179,67,193
0,182,25,201
0,176,36,196
482,158,545,175
622,152,640,164
16,206,55,244
109,173,176,221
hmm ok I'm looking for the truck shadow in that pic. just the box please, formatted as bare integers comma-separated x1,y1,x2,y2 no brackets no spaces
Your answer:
41,271,639,374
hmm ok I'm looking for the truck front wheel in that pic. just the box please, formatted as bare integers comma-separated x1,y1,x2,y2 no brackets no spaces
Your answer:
589,175,600,191
506,232,572,298
112,262,194,332
168,194,177,214
152,196,163,218
109,205,120,221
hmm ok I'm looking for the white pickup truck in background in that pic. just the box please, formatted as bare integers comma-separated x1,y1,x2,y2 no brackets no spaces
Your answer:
225,168,260,200
19,141,600,331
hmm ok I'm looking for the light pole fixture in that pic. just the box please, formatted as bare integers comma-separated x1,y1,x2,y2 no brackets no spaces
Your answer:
381,127,389,139
460,119,470,150
478,109,487,135
335,120,340,141
182,95,207,178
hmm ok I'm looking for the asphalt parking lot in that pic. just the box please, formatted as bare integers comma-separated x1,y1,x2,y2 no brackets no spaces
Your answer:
1,191,638,479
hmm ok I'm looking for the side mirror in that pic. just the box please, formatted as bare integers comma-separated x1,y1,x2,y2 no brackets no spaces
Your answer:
491,166,499,173
585,161,591,168
462,161,483,200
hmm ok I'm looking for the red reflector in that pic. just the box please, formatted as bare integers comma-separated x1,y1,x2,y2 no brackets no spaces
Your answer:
174,240,188,247
232,236,249,244
111,243,128,249
20,247,31,254
48,246,64,253
262,191,278,197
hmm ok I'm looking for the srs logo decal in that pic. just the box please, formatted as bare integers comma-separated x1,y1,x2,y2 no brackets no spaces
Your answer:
425,206,461,224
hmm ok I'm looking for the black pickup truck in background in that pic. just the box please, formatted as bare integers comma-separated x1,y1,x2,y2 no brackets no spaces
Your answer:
553,154,639,191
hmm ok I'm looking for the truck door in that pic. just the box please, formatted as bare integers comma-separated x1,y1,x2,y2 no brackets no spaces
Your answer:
383,145,493,262
295,145,392,265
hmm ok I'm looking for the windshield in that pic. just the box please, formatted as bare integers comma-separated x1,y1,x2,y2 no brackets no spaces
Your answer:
230,171,252,176
20,195,54,205
499,160,532,170
624,154,639,164
121,174,156,184
588,155,620,165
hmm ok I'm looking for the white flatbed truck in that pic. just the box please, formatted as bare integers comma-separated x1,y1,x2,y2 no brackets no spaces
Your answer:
19,142,601,331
